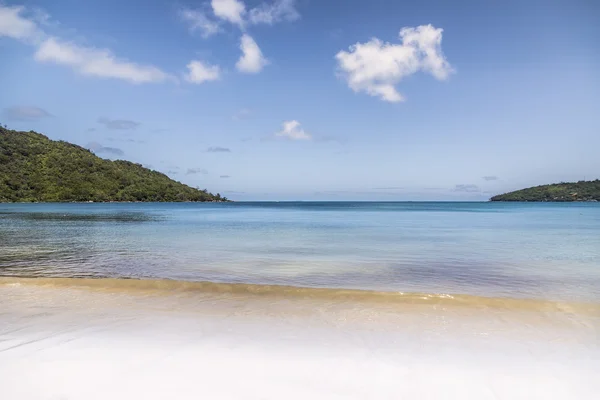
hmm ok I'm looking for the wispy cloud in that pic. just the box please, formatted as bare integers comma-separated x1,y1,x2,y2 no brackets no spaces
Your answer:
198,0,302,28
482,176,499,181
35,37,172,84
98,117,140,130
186,168,208,175
106,137,145,144
87,142,124,156
248,0,300,25
178,8,221,38
2,106,52,121
373,187,404,190
1,5,173,85
0,5,42,42
220,175,231,178
207,146,231,152
336,24,453,102
453,184,480,193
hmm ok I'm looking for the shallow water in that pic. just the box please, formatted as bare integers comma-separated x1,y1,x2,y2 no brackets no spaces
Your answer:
1,202,600,302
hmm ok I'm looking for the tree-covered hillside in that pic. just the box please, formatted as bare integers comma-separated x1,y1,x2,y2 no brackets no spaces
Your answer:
0,127,227,202
490,180,600,202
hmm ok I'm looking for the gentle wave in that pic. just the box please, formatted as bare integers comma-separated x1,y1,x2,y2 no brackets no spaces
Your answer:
1,276,598,315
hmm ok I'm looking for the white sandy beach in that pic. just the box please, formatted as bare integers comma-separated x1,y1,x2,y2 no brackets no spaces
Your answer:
1,279,598,400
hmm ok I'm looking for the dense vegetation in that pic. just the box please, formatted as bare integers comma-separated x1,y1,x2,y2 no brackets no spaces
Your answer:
490,180,600,202
0,127,227,202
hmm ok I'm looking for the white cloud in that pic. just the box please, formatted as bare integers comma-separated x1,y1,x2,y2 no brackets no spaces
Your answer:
185,60,221,83
1,5,175,85
179,8,221,38
335,24,454,102
0,5,41,42
211,0,246,26
248,0,299,25
236,34,268,73
276,120,311,140
34,37,171,84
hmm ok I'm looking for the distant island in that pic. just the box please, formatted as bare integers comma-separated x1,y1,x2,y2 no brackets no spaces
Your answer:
0,127,227,203
490,180,600,202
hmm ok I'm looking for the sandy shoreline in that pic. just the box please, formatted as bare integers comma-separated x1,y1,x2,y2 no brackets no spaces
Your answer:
1,279,599,399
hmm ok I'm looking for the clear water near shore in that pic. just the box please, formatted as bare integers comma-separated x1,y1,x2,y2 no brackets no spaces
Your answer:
1,201,599,302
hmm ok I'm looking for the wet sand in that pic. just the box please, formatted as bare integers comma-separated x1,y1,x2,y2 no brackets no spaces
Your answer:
1,278,599,399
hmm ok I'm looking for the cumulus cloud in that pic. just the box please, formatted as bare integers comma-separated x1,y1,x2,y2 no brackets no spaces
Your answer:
3,106,52,121
211,0,246,26
453,184,480,193
335,24,453,102
276,120,311,140
185,60,221,83
186,168,208,175
248,0,299,25
207,146,231,152
87,142,124,156
179,8,221,38
0,5,41,42
98,117,140,130
236,34,268,73
482,176,499,181
35,37,171,84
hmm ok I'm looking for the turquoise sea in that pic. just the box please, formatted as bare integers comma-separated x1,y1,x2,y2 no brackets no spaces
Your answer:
1,202,599,302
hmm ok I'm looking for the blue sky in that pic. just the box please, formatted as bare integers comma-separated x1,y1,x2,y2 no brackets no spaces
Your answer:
1,0,599,200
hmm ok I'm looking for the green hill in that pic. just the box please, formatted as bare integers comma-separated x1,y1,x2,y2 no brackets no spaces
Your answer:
0,127,227,202
490,180,600,202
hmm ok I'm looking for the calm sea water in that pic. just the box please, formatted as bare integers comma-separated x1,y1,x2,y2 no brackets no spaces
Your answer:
1,202,599,301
